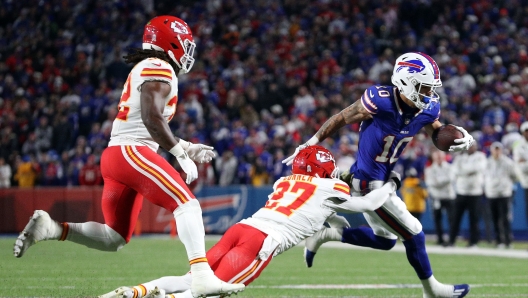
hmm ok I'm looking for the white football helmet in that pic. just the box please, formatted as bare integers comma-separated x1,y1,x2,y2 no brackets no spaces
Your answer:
391,52,442,109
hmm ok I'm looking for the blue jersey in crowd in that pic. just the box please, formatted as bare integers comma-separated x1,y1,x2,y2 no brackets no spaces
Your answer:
350,85,440,182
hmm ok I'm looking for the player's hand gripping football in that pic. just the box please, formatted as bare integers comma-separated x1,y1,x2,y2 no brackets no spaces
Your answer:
449,125,474,152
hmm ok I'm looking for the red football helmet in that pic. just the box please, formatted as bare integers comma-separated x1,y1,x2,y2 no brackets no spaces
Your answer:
292,145,339,178
142,16,195,74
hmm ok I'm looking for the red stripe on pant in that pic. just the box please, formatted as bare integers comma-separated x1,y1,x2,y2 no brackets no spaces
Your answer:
375,207,413,240
100,145,195,242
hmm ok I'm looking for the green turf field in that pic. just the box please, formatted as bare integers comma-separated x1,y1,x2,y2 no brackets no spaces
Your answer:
1,237,527,297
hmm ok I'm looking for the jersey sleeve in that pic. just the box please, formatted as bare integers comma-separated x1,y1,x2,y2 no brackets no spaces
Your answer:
135,58,174,86
360,86,379,114
317,178,351,201
332,181,351,198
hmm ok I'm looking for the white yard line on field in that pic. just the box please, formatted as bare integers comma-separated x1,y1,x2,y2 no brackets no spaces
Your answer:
250,283,528,289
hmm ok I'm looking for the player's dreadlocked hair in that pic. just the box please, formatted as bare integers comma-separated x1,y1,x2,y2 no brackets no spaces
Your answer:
123,48,180,73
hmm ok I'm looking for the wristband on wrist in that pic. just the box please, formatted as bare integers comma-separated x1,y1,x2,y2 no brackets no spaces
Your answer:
390,177,401,190
169,143,185,157
178,139,191,150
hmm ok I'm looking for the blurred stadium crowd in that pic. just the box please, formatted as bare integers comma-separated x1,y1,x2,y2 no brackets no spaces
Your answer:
1,0,527,188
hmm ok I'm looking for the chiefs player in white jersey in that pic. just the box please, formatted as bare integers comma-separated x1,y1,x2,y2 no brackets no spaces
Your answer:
13,16,244,298
99,146,401,298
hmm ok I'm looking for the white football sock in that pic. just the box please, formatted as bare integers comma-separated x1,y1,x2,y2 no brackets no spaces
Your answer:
306,227,343,252
66,222,126,251
143,274,192,294
173,200,208,261
322,227,344,242
421,275,453,297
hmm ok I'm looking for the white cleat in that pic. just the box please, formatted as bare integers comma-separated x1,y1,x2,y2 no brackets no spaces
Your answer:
98,286,134,298
13,210,61,258
191,274,244,298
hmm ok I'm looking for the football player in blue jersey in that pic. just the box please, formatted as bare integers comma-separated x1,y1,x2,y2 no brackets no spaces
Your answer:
283,52,473,298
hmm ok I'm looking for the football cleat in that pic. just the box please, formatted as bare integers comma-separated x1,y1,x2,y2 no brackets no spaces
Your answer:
303,227,331,267
191,273,244,298
13,210,61,258
144,287,165,298
423,283,470,298
98,286,134,298
303,247,316,268
452,284,470,297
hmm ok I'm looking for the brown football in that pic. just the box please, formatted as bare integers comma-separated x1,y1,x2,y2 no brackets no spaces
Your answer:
432,125,464,152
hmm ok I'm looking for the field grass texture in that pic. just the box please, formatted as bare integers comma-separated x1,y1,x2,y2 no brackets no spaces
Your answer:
1,236,528,297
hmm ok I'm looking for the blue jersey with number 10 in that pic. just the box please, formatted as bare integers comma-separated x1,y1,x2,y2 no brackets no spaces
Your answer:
350,85,440,182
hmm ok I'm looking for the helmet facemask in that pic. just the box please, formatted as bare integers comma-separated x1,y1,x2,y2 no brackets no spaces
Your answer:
406,77,441,110
168,35,195,74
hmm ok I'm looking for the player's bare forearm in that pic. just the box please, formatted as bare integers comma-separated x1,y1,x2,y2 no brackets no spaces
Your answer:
315,113,346,141
144,114,178,150
140,81,178,150
315,100,371,141
424,121,442,136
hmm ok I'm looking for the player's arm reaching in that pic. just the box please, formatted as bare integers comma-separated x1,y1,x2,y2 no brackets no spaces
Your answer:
140,81,200,183
424,120,474,152
283,100,372,165
323,171,401,213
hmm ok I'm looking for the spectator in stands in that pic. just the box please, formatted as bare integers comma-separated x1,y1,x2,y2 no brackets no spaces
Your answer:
3,0,528,192
215,150,237,186
425,150,455,246
40,150,62,186
52,114,74,154
335,142,356,174
484,142,517,249
78,154,102,186
444,64,477,97
34,116,53,153
21,132,39,157
272,149,289,181
250,157,270,187
501,122,522,156
294,86,315,116
368,49,393,83
449,143,487,247
0,157,12,188
14,155,39,188
513,121,528,227
401,167,428,222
